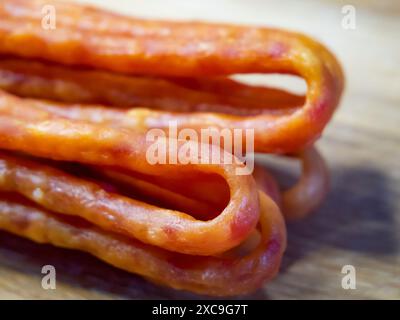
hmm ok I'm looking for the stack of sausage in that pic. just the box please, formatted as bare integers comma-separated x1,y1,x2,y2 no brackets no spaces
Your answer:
0,0,344,296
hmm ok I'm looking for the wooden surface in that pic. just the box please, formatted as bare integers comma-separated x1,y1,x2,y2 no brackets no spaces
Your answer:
0,0,399,299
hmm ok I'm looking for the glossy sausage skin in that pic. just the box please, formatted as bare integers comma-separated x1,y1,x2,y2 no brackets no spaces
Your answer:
0,0,344,153
0,0,344,296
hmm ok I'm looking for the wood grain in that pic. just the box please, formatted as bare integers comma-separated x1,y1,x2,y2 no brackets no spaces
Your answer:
0,0,399,299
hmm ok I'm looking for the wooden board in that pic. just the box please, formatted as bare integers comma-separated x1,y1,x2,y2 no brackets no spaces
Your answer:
0,0,399,299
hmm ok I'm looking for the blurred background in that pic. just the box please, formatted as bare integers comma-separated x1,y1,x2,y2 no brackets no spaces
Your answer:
0,0,399,299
